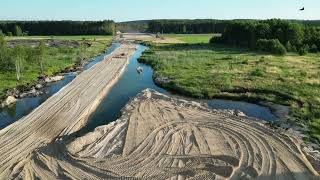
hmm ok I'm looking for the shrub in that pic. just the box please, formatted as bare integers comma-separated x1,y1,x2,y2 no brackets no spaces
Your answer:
298,45,309,56
292,45,297,52
250,68,265,77
285,41,294,52
256,39,287,55
14,25,23,36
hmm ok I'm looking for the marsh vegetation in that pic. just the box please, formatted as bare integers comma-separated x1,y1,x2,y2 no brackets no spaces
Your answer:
139,42,320,142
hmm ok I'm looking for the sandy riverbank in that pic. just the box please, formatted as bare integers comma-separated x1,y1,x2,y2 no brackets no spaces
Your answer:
0,89,317,179
0,43,138,178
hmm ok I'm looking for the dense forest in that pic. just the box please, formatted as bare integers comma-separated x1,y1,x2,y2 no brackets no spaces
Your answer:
0,20,115,36
211,19,320,55
147,19,232,34
292,20,320,26
116,21,148,33
1,19,320,56
147,19,320,35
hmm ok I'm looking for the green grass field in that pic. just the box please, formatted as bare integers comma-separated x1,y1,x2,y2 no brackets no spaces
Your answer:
164,34,216,44
0,36,112,100
139,43,320,143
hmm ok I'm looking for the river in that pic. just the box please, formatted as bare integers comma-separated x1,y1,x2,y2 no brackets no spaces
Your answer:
0,43,277,130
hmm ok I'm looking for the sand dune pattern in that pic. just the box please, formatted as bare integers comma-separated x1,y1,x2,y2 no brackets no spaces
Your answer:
1,89,318,179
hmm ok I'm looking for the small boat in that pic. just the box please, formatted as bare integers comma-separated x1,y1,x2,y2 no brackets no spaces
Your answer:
136,67,143,74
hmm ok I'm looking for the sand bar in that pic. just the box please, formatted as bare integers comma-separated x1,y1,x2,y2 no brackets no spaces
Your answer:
0,43,137,178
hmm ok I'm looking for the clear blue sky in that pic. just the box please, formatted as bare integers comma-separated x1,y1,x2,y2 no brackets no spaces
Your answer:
1,0,319,22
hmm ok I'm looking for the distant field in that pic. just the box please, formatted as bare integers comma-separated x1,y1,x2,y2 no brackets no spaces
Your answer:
5,35,113,41
139,43,320,142
164,34,217,44
0,36,112,100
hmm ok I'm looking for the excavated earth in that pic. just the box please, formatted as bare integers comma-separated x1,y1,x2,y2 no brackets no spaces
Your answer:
0,43,138,179
0,89,318,179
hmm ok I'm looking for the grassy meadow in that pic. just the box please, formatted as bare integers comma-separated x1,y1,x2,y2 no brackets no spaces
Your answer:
0,35,113,100
164,34,216,44
139,41,320,143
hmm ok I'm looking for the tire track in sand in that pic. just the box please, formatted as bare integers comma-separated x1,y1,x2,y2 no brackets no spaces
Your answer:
6,89,316,179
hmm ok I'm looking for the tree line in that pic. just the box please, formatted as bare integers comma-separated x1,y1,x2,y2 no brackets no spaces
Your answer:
147,19,234,34
0,20,115,36
116,21,148,33
210,19,320,55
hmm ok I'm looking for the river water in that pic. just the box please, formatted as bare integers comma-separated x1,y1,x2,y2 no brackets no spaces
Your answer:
0,43,120,128
0,44,277,130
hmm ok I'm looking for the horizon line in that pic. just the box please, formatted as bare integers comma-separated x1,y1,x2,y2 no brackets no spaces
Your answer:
0,18,320,23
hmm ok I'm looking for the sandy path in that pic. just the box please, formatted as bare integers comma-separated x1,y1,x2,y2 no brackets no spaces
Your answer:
2,89,317,179
0,43,137,179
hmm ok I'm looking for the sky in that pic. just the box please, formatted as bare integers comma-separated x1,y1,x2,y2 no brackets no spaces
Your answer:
0,0,319,22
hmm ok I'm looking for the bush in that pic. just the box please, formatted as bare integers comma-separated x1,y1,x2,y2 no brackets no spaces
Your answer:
14,25,23,36
256,39,287,55
285,41,294,52
292,45,297,52
298,45,309,56
251,68,265,77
